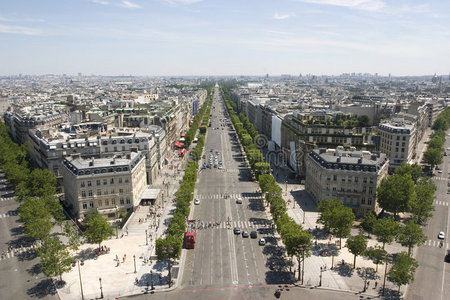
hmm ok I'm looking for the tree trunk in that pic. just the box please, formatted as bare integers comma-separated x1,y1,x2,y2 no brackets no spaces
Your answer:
297,257,301,281
168,260,172,286
302,253,305,284
408,245,412,256
353,255,356,269
339,237,342,249
375,263,378,273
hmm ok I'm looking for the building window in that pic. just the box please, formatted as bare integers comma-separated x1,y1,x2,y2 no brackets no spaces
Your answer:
81,191,86,198
81,181,85,188
88,190,93,197
105,199,109,206
110,178,114,184
89,201,94,208
103,179,107,185
355,177,358,182
361,197,365,204
363,177,367,183
82,202,87,209
98,200,102,207
119,188,123,194
111,199,115,205
369,187,373,194
119,178,122,184
125,178,129,183
114,146,117,152
401,148,405,152
120,198,124,205
368,198,373,205
126,197,131,204
97,180,101,186
363,186,366,192
333,175,337,181
97,189,101,196
87,181,92,187
369,178,374,184
111,189,115,194
122,146,125,151
332,187,337,191
105,147,108,152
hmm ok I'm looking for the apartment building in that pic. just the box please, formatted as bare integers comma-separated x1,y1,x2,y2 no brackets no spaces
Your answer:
378,118,416,170
62,151,147,220
305,147,389,217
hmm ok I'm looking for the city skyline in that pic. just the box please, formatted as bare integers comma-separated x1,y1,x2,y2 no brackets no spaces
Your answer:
0,0,449,76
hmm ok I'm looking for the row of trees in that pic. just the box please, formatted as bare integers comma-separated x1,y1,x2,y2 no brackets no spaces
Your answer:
422,107,450,169
155,84,214,285
221,83,312,283
376,163,436,224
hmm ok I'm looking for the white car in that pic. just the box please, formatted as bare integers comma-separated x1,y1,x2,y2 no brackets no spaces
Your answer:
194,198,200,205
438,231,445,239
258,238,266,246
236,197,243,204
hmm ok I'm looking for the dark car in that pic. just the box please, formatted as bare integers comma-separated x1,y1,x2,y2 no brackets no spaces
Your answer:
446,250,450,262
250,231,257,239
233,227,241,234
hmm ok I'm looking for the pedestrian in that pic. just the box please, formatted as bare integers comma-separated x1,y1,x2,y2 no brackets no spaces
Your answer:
115,254,118,261
374,281,378,289
367,281,370,288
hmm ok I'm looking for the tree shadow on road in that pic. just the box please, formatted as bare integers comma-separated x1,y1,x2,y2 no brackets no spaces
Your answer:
377,287,402,300
10,225,26,236
27,278,57,298
27,262,43,276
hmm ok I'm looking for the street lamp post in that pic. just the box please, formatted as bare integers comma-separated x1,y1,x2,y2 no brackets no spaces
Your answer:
133,255,137,273
99,277,103,299
363,268,368,292
77,260,84,300
319,266,323,287
145,230,148,246
150,270,154,290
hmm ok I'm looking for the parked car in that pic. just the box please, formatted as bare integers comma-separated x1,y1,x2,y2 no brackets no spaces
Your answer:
194,198,200,205
236,197,243,204
258,238,266,246
438,231,445,239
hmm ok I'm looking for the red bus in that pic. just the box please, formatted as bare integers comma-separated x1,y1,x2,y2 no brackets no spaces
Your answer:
184,232,196,249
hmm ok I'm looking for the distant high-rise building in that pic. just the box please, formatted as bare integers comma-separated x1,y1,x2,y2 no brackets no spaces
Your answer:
78,72,82,77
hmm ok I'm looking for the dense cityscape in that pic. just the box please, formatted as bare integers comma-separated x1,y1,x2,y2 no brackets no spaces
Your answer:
0,73,449,300
2,1,450,300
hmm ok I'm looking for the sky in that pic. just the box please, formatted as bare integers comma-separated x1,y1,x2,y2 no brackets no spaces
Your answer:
0,0,449,76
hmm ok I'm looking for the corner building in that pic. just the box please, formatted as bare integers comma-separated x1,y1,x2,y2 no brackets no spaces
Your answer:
305,147,389,217
62,151,146,220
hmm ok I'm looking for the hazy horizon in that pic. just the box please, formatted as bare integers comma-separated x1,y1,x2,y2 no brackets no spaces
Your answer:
1,0,449,77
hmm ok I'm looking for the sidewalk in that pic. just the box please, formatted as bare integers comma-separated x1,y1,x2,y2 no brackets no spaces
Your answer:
57,154,186,300
270,163,405,298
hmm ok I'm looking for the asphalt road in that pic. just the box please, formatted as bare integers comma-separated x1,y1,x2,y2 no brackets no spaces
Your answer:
407,133,450,300
178,88,292,291
0,169,58,299
127,284,370,300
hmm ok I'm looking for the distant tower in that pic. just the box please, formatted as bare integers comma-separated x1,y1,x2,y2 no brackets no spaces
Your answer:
78,72,82,77
432,73,438,83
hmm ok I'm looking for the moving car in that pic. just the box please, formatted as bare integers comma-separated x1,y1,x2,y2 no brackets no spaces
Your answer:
236,197,243,204
250,231,257,239
233,227,241,234
194,198,200,205
242,231,249,238
258,238,266,246
438,231,445,239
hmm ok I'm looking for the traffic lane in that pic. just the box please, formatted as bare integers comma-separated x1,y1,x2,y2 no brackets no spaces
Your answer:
127,284,364,300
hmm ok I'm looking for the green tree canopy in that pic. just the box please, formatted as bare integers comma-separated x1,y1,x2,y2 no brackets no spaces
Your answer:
364,245,387,272
318,199,354,248
19,197,52,240
388,252,419,293
377,174,415,220
396,221,426,256
346,233,368,269
155,234,182,287
410,177,436,225
394,162,423,184
423,148,443,170
64,221,81,252
38,236,73,281
360,211,377,234
373,217,400,249
83,215,114,249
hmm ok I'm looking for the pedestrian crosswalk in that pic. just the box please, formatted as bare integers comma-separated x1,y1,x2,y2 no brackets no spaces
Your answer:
196,193,260,200
193,220,272,230
434,176,448,181
434,200,449,206
0,210,19,218
425,240,448,249
0,244,38,261
0,196,15,202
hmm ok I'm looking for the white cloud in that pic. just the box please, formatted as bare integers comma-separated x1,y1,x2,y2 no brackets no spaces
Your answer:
89,0,109,5
297,0,386,11
120,0,141,9
165,0,203,5
273,12,295,20
0,24,42,35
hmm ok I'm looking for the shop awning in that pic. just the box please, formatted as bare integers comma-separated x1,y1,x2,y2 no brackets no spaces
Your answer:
174,141,183,148
179,148,187,156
